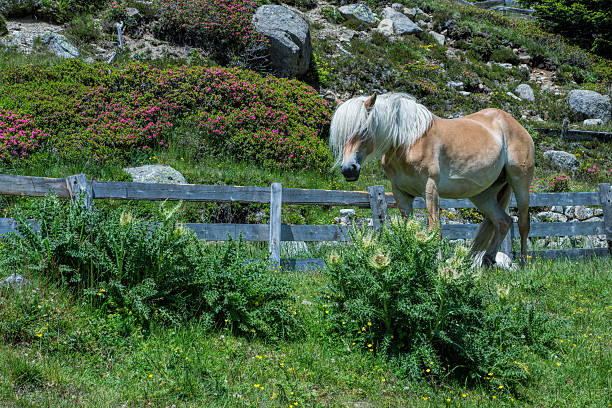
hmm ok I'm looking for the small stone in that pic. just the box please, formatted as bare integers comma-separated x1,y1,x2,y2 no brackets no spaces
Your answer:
340,209,356,217
459,91,471,96
518,55,531,63
338,3,377,26
429,31,445,45
301,300,313,305
518,64,530,74
583,118,603,126
507,92,521,101
495,252,516,270
446,81,464,91
1,273,29,288
515,84,535,102
536,211,568,222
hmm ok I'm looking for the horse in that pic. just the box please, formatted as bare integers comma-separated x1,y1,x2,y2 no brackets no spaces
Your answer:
329,92,534,266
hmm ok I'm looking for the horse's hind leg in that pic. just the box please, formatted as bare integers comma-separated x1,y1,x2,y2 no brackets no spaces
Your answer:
506,168,532,266
469,183,513,266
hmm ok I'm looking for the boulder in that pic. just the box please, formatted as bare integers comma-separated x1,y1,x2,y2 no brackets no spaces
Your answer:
567,89,611,123
37,32,79,59
515,84,534,101
380,8,422,35
123,165,187,184
0,0,39,17
252,5,311,77
338,3,377,26
543,150,579,171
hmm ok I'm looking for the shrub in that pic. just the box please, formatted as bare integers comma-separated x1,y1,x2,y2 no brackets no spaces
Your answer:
152,0,266,66
0,60,332,170
490,47,520,65
0,110,47,162
38,0,109,23
518,0,612,58
3,196,297,338
323,218,561,388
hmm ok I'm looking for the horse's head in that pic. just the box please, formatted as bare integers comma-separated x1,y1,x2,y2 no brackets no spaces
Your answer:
330,94,377,182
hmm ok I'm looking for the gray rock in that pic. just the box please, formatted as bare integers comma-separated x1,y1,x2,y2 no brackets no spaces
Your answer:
515,84,534,101
584,216,603,222
1,273,29,288
429,31,445,45
0,0,39,17
594,208,604,217
567,90,611,123
518,55,531,64
375,19,394,37
123,165,187,184
391,3,403,11
493,62,513,70
252,5,311,77
459,91,471,96
447,81,464,91
550,206,564,213
543,150,579,171
338,3,377,26
495,252,516,270
518,64,530,74
381,8,422,35
564,206,594,221
340,209,355,217
403,7,418,18
537,211,568,222
583,118,603,126
37,32,79,59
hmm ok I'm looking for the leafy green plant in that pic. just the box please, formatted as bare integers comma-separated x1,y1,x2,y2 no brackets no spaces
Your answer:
323,217,562,388
321,5,343,24
66,14,102,44
2,196,297,338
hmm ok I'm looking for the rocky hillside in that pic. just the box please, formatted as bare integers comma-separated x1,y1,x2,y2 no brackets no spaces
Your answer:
0,0,610,193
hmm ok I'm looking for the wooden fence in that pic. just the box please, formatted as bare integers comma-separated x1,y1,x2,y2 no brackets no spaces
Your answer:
0,174,611,269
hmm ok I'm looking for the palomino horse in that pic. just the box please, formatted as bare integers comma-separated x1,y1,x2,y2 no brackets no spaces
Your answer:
330,93,534,265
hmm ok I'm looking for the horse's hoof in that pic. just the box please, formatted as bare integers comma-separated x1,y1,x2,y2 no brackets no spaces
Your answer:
482,255,496,267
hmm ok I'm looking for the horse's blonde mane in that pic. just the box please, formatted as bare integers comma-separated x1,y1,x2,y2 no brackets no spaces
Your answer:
329,93,434,166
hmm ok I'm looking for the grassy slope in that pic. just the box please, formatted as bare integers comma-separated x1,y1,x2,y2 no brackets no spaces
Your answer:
0,257,610,407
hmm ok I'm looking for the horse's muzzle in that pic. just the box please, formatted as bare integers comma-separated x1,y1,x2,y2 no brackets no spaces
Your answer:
341,163,360,181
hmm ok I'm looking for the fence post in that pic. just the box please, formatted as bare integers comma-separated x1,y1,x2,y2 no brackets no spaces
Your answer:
368,185,388,231
66,174,92,209
598,183,612,255
269,183,282,268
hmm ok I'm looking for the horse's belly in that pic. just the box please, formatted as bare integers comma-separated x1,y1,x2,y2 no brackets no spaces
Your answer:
438,165,504,198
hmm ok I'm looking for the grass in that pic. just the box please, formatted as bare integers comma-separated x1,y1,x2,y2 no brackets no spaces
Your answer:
0,257,610,407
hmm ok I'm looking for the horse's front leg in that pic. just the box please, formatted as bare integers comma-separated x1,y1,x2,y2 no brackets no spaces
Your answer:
391,184,414,219
425,178,441,235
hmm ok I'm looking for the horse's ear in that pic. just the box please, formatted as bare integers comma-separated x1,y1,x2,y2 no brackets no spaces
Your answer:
364,93,377,113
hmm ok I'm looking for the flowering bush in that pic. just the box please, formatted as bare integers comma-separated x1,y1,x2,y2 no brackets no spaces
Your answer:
0,60,332,169
153,0,266,64
0,111,47,162
323,218,561,387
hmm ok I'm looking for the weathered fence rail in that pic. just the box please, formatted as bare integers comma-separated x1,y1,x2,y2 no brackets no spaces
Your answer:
1,174,611,267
